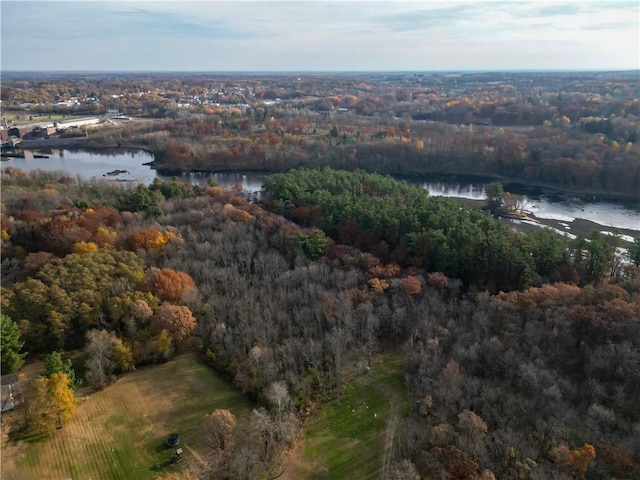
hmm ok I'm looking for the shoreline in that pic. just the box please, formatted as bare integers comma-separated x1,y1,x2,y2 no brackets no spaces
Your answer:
18,137,640,202
153,163,640,204
453,198,639,239
12,141,640,238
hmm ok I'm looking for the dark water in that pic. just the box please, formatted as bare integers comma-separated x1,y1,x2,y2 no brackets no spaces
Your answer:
3,148,639,232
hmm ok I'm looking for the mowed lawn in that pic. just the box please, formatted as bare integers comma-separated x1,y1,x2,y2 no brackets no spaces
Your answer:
286,354,408,480
4,354,252,480
2,112,85,125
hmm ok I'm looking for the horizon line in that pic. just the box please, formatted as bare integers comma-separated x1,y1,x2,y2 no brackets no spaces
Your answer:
2,68,639,75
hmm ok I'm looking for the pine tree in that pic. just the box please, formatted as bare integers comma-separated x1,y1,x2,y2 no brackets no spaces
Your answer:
1,314,26,374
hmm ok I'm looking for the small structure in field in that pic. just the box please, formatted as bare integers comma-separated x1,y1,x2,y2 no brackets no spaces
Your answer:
1,373,23,412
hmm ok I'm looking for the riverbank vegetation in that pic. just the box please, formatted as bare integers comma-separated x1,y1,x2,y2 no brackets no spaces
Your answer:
1,168,638,479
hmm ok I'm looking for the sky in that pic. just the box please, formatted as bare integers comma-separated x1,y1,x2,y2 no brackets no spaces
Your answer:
1,0,638,72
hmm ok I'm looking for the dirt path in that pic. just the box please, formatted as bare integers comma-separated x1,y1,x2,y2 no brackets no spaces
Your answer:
379,385,401,479
278,434,311,480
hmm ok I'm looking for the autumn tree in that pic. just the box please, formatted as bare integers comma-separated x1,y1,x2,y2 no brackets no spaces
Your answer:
457,409,488,460
1,314,26,374
430,444,479,480
148,268,196,303
3,249,145,353
126,228,175,251
43,351,82,390
28,372,76,435
551,443,596,478
203,409,237,452
397,275,422,299
84,329,134,389
153,304,196,343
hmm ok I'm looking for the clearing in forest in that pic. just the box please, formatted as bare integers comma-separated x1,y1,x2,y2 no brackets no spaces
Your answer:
2,354,252,480
282,353,408,480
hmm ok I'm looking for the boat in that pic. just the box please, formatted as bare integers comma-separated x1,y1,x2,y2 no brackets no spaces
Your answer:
33,154,50,159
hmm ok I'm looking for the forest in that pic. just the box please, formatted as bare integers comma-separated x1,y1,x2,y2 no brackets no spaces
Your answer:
1,166,639,479
2,71,640,198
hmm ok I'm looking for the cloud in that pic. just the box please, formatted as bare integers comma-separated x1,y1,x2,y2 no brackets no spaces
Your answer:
1,1,638,71
534,4,583,17
113,7,257,39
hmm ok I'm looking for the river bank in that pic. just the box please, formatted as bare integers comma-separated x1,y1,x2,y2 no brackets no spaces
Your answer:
21,135,639,202
454,197,639,241
5,146,638,238
151,162,640,204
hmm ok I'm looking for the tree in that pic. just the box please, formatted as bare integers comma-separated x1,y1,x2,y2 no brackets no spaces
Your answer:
582,232,614,285
457,409,488,459
294,229,328,260
484,182,505,210
29,372,76,435
264,380,290,417
43,351,82,390
203,409,237,452
84,329,116,389
126,228,173,251
397,276,422,298
153,304,196,343
148,268,196,303
527,228,567,278
387,459,421,480
551,443,596,478
1,314,26,374
628,236,640,267
430,444,479,480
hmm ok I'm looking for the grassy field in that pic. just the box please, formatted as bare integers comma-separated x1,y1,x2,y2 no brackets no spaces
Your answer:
2,354,252,480
1,112,85,125
282,353,408,480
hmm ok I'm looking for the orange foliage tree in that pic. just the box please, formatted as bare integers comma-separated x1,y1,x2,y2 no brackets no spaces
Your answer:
153,304,196,342
598,444,633,477
430,444,479,480
398,275,422,298
148,268,196,303
551,443,596,478
126,228,175,251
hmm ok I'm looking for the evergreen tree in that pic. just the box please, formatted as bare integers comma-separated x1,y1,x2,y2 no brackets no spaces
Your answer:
1,314,26,374
43,351,82,390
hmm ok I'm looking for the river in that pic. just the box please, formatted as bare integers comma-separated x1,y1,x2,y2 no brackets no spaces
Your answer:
3,148,639,234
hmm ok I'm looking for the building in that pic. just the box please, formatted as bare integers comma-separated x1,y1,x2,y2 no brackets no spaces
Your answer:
1,373,23,412
27,125,58,138
55,117,101,130
9,126,34,138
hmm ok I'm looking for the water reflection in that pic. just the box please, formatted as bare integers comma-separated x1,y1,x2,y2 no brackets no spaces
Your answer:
3,149,638,232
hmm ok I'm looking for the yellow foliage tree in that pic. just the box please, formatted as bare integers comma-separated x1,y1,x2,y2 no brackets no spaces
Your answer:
29,372,76,435
73,241,99,254
368,277,390,293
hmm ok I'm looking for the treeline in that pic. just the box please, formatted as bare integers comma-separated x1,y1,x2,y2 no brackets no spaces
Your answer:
1,169,639,478
261,168,628,292
5,71,640,196
137,110,639,197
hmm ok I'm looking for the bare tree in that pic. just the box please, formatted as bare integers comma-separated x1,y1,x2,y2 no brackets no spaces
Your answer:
264,380,290,418
84,329,116,389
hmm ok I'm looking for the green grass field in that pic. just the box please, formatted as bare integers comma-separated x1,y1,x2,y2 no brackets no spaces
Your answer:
288,354,408,480
3,354,253,480
1,112,85,125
